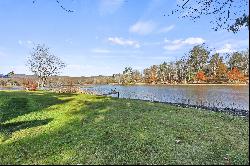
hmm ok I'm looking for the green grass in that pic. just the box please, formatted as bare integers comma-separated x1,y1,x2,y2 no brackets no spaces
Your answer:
0,91,249,165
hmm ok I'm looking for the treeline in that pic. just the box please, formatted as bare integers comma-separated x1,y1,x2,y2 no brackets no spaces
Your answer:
113,45,249,85
0,75,115,87
1,44,249,87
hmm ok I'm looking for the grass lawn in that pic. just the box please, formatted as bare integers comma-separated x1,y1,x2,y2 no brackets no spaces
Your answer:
0,91,249,165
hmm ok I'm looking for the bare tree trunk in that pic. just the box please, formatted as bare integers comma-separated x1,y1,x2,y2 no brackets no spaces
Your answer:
40,77,47,87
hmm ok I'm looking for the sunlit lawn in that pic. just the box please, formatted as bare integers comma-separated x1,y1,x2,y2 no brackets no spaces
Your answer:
0,91,248,165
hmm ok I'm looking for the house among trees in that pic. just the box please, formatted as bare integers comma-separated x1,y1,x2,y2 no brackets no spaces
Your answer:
0,74,10,78
0,71,15,78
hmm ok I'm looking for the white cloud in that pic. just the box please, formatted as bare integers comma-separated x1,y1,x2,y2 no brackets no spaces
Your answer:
213,39,249,51
130,21,175,35
99,0,125,15
18,40,34,47
65,39,73,44
216,44,236,54
129,21,156,35
164,37,205,51
158,24,175,33
27,40,32,44
108,37,140,48
91,48,143,55
164,44,183,51
143,41,162,46
91,48,111,54
92,54,169,61
183,37,205,45
18,40,23,45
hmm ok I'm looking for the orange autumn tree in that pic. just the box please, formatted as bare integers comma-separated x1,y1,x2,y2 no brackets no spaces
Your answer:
227,67,245,83
22,79,38,91
216,61,228,79
149,65,158,84
196,71,207,82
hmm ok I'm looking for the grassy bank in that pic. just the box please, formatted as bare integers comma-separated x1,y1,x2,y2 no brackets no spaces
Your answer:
0,91,249,165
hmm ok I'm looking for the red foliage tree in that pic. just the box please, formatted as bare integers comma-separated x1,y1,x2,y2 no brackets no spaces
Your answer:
227,67,245,83
23,79,38,91
196,71,207,82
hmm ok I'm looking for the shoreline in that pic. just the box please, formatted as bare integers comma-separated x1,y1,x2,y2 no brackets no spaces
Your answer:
0,83,249,89
0,88,248,117
100,94,249,118
144,99,249,118
108,83,249,86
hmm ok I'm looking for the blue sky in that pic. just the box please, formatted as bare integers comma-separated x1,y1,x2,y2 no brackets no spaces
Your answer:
0,0,249,76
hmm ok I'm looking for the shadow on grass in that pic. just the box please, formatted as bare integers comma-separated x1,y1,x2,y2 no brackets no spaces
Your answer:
0,118,53,141
68,97,113,124
0,91,74,124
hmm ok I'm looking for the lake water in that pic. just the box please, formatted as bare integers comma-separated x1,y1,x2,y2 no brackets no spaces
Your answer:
82,85,249,111
0,86,24,90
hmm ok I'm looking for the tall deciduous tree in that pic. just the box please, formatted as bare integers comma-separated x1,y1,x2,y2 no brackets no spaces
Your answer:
242,49,249,76
143,68,151,84
149,65,159,84
208,53,223,78
227,51,245,70
122,67,133,85
132,70,142,83
158,62,169,83
187,45,210,80
27,44,66,87
216,61,228,80
113,74,122,84
176,58,188,83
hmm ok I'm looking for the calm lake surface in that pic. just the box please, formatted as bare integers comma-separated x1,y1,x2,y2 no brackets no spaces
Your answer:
82,85,249,111
0,86,24,90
